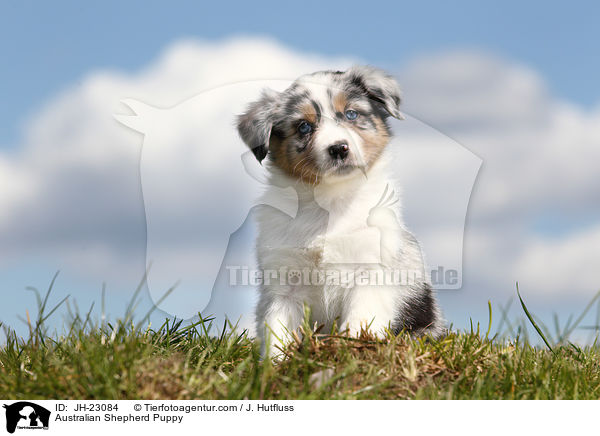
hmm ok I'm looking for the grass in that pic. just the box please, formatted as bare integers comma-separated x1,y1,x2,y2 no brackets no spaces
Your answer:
1,275,600,400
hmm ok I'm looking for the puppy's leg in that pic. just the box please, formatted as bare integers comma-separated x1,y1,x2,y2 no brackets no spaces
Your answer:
340,285,398,338
256,290,304,359
395,283,445,339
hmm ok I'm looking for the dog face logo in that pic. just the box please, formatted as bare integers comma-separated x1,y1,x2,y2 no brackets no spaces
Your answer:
3,402,50,433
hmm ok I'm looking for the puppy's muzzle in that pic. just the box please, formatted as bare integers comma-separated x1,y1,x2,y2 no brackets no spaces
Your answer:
328,142,350,161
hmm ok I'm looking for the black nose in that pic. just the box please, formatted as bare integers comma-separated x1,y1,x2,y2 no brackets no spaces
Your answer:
328,143,349,160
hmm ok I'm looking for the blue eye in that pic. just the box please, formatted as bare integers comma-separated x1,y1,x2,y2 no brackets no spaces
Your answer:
298,121,313,135
345,109,358,120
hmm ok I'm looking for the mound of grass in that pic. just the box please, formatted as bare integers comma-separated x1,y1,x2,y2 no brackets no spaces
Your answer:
1,276,600,400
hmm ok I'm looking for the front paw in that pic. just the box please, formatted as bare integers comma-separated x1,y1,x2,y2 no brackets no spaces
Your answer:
264,342,287,361
341,319,387,339
260,327,295,360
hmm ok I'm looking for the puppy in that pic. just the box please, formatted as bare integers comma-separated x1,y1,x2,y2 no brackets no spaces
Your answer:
237,66,444,357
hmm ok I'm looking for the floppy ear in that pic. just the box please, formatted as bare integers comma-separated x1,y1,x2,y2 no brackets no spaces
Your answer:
346,65,404,119
237,88,279,163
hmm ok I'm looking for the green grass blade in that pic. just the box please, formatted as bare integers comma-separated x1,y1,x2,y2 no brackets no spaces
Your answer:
485,300,493,340
516,283,554,353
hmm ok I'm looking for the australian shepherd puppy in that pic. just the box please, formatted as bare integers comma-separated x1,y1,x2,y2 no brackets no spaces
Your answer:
237,66,444,357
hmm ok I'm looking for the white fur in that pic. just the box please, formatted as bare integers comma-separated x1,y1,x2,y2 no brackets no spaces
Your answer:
254,157,441,357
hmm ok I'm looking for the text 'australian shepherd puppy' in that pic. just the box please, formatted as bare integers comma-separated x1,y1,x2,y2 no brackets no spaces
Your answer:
237,66,444,357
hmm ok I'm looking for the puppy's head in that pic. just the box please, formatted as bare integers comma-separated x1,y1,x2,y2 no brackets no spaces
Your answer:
237,66,403,184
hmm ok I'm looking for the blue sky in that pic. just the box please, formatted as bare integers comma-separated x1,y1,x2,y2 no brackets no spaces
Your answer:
1,1,599,148
1,1,599,341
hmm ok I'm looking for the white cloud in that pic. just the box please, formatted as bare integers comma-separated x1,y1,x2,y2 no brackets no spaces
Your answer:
0,38,599,329
401,50,600,303
403,51,600,218
401,52,554,130
515,224,600,295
